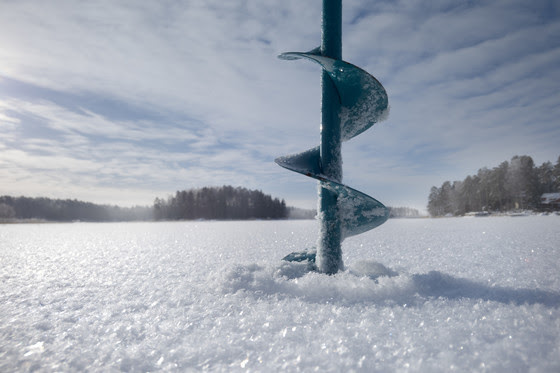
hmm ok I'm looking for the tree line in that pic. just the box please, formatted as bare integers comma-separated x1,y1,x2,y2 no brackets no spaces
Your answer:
0,185,423,222
389,206,420,218
0,186,288,222
153,186,287,220
427,155,560,216
0,196,152,222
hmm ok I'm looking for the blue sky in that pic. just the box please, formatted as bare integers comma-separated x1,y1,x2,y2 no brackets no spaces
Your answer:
1,0,559,213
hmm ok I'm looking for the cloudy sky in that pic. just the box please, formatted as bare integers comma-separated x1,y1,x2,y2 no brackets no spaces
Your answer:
1,0,559,213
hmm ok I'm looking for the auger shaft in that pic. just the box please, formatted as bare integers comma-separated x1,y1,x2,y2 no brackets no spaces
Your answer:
317,0,343,274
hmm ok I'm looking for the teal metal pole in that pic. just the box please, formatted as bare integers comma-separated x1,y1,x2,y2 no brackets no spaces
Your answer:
276,0,390,272
317,0,343,274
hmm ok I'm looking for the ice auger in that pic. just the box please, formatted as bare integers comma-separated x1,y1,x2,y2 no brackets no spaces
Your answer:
276,0,390,274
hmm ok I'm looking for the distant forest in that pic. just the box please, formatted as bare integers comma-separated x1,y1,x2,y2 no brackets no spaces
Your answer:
153,186,287,220
1,184,421,222
0,196,152,222
0,186,288,222
388,206,420,218
428,155,560,216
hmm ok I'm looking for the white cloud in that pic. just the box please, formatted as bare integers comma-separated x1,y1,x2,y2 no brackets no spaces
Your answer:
0,96,293,206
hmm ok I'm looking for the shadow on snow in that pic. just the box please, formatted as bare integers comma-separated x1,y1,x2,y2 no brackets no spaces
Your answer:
411,271,560,308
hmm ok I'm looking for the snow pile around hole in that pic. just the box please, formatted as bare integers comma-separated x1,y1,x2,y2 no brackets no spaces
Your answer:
220,260,560,308
220,260,408,305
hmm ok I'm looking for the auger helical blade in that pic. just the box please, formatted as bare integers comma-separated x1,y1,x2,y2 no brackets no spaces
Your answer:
321,180,389,239
279,51,389,141
276,50,390,248
275,145,390,239
275,146,321,179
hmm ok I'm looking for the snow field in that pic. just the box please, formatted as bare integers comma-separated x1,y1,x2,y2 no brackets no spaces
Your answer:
1,216,559,372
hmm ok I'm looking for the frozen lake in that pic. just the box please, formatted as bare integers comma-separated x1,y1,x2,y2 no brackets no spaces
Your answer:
1,216,559,372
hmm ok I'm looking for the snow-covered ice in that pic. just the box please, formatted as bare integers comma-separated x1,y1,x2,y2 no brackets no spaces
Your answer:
1,216,559,372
